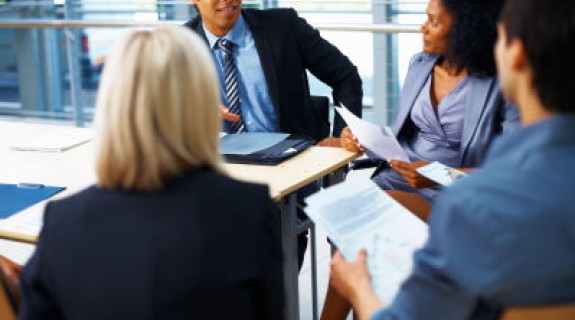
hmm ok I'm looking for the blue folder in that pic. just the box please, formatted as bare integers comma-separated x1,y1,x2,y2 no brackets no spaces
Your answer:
0,183,65,219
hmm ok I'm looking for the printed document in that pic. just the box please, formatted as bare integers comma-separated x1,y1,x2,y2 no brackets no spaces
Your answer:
416,161,467,186
305,178,428,302
335,105,409,162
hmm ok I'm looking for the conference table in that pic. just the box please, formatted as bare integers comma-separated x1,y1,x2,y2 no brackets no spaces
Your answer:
0,120,360,320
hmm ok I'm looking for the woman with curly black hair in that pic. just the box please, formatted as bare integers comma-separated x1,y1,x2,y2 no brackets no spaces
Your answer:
341,0,519,203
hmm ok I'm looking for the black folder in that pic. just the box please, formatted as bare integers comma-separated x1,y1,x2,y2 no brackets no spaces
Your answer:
221,133,314,165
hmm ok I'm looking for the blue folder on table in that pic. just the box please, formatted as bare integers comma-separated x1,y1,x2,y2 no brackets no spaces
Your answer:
0,183,65,219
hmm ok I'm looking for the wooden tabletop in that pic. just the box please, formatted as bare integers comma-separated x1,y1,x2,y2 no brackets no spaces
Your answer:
226,145,360,201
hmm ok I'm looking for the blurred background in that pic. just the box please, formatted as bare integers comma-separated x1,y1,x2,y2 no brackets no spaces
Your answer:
0,0,426,127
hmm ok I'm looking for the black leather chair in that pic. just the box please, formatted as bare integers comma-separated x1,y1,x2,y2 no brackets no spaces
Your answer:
309,95,331,140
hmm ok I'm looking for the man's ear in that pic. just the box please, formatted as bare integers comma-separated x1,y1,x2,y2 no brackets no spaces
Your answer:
509,39,528,72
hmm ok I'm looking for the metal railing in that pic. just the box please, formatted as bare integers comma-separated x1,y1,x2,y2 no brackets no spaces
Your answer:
0,19,421,127
0,19,420,33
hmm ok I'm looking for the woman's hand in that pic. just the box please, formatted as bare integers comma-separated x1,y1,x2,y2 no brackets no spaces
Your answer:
219,104,241,122
389,160,438,189
340,127,365,152
0,255,22,307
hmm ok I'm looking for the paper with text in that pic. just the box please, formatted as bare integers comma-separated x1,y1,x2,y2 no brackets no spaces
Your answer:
305,178,428,302
335,105,409,162
416,161,467,186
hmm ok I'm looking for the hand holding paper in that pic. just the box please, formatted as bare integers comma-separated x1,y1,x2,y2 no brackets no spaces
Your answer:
389,160,438,189
340,127,364,153
335,105,409,162
304,178,428,302
416,161,467,186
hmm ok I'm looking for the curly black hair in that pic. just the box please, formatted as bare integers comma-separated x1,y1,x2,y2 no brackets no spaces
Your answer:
441,0,504,77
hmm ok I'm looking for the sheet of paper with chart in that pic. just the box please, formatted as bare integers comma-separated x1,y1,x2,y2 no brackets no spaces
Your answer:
335,105,409,162
416,161,467,186
304,178,428,302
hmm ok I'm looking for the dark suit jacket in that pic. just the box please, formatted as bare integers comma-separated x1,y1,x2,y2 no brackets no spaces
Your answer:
185,8,363,140
20,168,284,320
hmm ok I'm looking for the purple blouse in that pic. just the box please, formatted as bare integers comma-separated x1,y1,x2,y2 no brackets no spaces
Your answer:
373,74,469,201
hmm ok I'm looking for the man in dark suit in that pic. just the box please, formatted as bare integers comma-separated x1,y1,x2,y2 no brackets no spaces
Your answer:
185,0,363,140
185,0,363,269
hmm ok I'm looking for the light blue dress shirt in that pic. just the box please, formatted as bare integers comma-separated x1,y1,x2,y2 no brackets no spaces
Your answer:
372,114,575,319
203,15,278,133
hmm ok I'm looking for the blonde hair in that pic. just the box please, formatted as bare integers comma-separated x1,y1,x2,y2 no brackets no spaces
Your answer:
94,27,223,191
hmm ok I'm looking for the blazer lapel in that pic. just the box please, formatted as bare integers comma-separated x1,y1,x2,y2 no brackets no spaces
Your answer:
242,11,281,119
392,55,437,135
190,18,210,45
459,77,495,164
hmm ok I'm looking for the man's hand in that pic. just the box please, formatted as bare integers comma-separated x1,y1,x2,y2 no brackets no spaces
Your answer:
219,104,241,122
330,250,385,320
389,160,437,189
330,250,371,303
340,127,364,152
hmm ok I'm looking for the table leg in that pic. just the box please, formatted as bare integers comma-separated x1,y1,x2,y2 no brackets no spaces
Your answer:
311,223,318,320
280,193,299,320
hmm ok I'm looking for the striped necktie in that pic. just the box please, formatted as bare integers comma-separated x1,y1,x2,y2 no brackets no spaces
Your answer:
217,39,244,133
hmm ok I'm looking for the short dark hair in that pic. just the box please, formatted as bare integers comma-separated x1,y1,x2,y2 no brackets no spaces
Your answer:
441,0,504,77
501,0,575,113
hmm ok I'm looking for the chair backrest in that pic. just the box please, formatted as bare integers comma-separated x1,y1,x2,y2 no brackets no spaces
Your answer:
310,95,331,140
0,277,17,320
500,303,575,320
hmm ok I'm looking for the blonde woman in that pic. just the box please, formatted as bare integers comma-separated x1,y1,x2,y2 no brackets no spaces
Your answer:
19,27,283,320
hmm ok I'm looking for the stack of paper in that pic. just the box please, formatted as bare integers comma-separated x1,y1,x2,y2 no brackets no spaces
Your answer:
305,178,428,302
10,127,93,152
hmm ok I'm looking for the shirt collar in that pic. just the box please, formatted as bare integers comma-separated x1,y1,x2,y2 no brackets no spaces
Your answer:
203,14,247,51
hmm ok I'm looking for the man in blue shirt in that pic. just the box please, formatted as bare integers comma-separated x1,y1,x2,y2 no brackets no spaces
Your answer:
185,0,362,140
185,0,363,270
328,0,575,319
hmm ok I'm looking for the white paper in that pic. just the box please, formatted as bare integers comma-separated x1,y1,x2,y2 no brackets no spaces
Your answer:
220,132,289,155
10,127,93,152
305,178,428,302
335,105,409,162
0,203,44,242
0,238,35,265
416,161,467,186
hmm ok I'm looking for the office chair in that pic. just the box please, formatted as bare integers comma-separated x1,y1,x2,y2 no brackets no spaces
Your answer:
500,303,575,320
310,95,331,140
